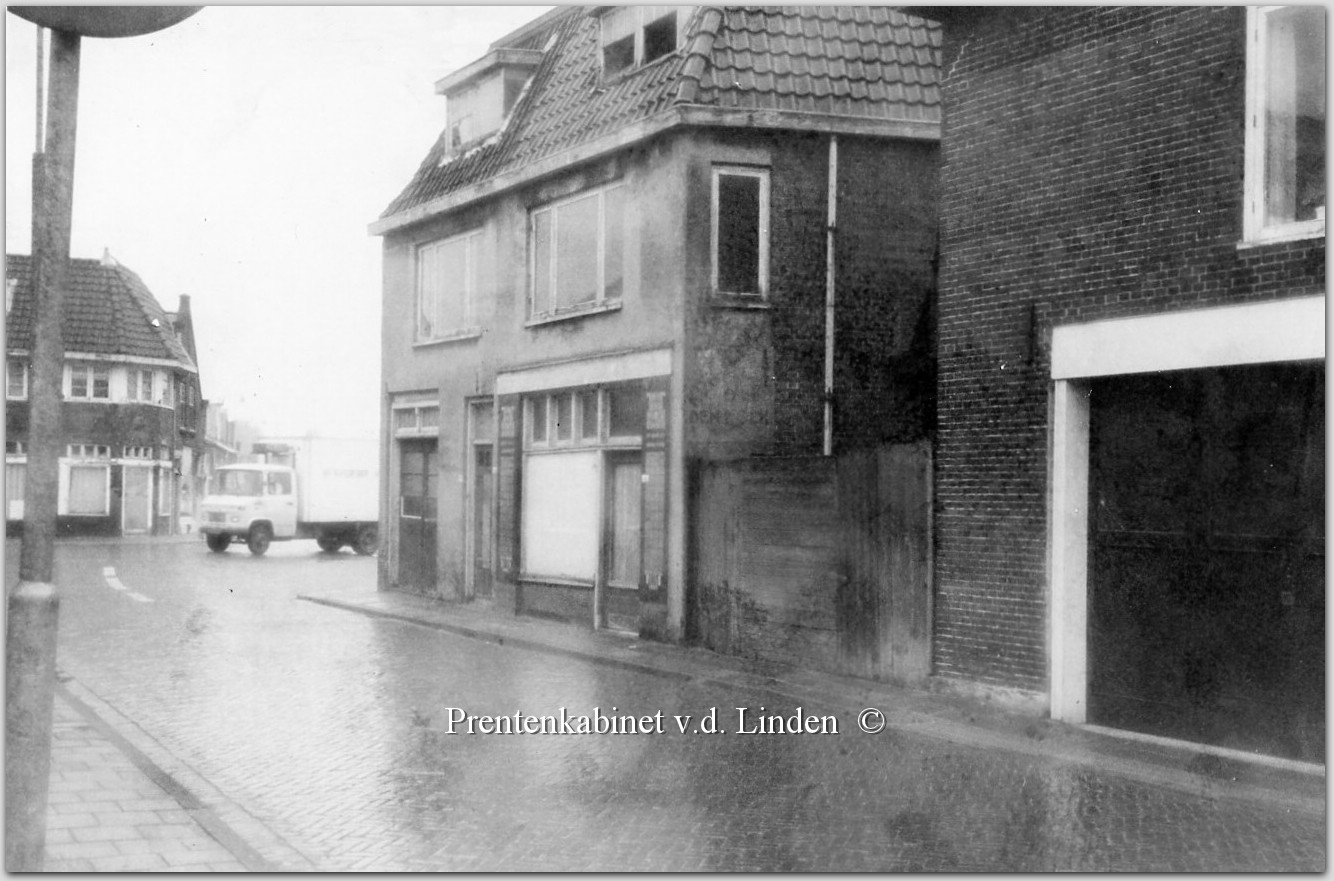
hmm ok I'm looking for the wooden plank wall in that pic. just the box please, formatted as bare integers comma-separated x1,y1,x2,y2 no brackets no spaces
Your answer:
690,442,932,683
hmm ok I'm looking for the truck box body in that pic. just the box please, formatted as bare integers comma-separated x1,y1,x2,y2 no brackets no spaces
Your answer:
257,436,379,525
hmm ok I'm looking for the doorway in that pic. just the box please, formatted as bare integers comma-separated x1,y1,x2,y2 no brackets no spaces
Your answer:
122,466,151,534
1087,363,1324,761
600,451,643,631
398,440,438,592
466,400,496,600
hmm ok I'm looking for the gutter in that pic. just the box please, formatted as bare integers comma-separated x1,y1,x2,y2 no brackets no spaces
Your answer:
370,108,939,237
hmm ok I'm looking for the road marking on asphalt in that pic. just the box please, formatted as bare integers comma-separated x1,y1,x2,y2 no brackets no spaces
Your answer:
102,566,154,603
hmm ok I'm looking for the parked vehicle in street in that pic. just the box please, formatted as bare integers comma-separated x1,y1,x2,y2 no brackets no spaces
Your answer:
200,436,379,556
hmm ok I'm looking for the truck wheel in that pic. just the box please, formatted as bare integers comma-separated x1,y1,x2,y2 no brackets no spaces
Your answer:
351,524,379,556
206,533,230,553
247,524,272,556
316,535,343,553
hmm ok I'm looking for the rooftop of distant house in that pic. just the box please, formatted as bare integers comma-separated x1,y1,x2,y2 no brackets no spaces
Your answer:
5,251,196,370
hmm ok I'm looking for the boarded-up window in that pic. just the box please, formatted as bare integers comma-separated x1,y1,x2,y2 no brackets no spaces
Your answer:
521,451,599,582
68,465,108,515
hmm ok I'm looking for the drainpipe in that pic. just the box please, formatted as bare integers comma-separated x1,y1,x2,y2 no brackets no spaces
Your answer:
823,135,838,457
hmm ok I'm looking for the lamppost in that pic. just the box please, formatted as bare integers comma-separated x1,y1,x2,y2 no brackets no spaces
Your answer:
5,7,201,870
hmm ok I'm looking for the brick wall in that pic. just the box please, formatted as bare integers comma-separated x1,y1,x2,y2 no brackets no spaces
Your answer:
685,131,939,460
933,7,1326,691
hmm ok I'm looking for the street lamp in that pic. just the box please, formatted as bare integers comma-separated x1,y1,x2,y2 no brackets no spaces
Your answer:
4,7,201,871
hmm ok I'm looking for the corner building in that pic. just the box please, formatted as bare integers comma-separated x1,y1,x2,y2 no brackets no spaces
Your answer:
373,7,940,644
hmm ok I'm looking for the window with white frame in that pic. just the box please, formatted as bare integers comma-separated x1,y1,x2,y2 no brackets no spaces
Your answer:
66,464,110,515
7,360,27,399
712,166,770,297
520,385,646,585
126,367,155,402
394,402,441,437
1245,6,1325,242
69,364,110,400
68,444,111,459
530,183,625,319
600,6,690,77
417,230,482,342
6,462,25,520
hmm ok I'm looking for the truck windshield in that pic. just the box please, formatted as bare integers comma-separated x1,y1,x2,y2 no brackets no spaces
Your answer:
213,470,263,496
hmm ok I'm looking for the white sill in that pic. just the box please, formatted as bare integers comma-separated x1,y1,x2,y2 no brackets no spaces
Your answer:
1236,221,1325,250
414,327,483,348
518,575,593,589
711,291,770,309
525,300,622,327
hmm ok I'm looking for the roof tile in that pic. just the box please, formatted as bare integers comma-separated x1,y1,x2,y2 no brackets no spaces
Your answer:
380,6,942,223
5,254,195,369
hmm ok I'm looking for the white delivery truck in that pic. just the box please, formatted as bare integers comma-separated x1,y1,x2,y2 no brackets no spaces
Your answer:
200,436,380,556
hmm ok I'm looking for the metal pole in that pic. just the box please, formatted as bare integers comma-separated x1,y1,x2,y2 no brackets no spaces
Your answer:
6,26,80,873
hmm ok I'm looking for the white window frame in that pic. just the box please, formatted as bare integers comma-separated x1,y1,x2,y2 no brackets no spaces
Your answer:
68,363,110,401
393,402,441,438
711,166,771,298
1244,6,1326,244
64,463,111,516
7,360,28,400
416,229,483,344
5,460,25,520
528,183,626,322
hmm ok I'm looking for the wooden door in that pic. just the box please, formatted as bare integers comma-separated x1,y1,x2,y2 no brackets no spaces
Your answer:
398,441,438,591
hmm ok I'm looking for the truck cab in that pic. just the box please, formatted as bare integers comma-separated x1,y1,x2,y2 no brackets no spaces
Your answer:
199,464,298,555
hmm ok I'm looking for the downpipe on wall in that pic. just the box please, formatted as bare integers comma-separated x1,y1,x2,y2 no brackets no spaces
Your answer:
823,135,838,457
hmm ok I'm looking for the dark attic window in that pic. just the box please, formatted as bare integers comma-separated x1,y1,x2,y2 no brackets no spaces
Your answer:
642,11,678,64
601,7,684,77
603,32,635,75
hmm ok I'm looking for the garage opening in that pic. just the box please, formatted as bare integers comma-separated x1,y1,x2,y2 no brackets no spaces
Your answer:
1087,361,1324,762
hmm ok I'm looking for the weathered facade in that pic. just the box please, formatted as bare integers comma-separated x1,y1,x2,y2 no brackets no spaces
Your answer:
920,6,1324,761
373,7,941,660
5,252,205,537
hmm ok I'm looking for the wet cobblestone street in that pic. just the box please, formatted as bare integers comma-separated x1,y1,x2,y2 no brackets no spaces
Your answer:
12,539,1325,872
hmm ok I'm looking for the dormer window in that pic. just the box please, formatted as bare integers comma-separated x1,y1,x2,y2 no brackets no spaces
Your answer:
436,48,545,156
600,6,691,77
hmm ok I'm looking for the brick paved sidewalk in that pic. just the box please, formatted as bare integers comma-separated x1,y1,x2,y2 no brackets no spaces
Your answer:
44,692,247,872
41,680,317,873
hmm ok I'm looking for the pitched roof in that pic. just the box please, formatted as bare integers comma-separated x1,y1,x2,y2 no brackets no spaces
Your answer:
376,5,941,231
5,253,197,371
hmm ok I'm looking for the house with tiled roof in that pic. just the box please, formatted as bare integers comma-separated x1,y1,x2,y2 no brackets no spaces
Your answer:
5,251,205,537
372,6,942,648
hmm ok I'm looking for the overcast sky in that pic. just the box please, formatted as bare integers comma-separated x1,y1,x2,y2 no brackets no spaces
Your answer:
5,5,551,439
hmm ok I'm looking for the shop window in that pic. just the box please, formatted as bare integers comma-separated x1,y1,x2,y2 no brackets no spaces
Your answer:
712,167,769,297
1245,6,1325,242
67,465,109,515
417,230,482,342
530,183,625,320
518,384,650,587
